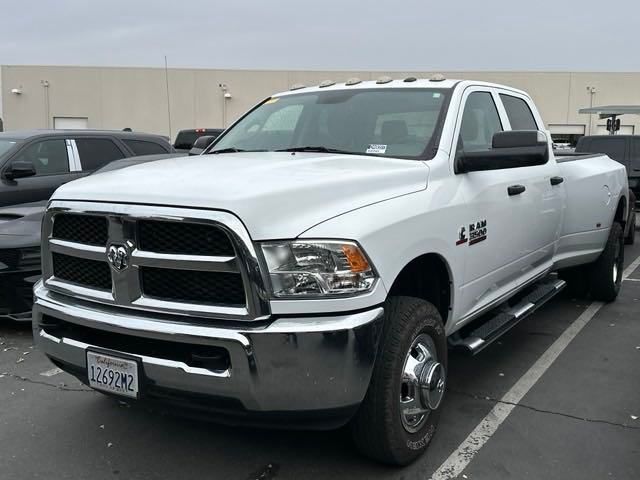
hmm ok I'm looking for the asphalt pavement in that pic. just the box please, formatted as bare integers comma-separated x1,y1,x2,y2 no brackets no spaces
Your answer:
1,243,639,480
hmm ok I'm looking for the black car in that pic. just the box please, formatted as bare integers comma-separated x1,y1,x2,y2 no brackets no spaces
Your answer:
0,153,181,321
575,135,640,207
173,128,224,153
0,201,44,320
0,130,174,207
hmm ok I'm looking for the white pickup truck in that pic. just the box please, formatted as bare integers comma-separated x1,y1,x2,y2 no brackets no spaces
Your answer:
33,77,631,465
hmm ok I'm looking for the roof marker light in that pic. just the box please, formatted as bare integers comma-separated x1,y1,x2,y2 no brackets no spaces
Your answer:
403,77,417,83
376,76,393,84
430,73,446,82
319,80,335,88
290,84,305,91
345,77,362,86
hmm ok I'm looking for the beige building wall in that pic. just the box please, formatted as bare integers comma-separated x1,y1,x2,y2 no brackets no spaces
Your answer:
2,65,640,140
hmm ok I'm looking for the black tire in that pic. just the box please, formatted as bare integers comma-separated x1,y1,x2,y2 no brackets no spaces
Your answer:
589,222,624,302
350,296,447,465
625,209,636,245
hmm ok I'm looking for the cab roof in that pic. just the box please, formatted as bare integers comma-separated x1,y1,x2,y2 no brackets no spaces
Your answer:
273,77,528,98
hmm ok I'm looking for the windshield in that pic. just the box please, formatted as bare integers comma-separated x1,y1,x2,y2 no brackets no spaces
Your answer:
0,139,21,157
210,88,450,159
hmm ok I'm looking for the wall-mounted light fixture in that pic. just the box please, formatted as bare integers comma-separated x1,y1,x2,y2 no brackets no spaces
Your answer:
11,88,23,95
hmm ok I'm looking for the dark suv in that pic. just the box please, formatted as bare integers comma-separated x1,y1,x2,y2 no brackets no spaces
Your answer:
575,135,640,207
0,130,174,207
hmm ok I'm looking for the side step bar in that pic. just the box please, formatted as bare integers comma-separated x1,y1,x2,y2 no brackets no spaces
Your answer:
450,277,566,355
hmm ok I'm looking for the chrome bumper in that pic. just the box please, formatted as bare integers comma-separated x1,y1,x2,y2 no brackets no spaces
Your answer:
33,282,383,420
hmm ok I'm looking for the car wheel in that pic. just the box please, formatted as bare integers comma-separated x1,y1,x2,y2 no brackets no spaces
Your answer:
589,222,624,302
350,296,447,465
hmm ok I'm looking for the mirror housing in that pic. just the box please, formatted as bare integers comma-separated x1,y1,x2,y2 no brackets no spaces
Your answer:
4,160,37,180
458,130,549,173
189,135,216,156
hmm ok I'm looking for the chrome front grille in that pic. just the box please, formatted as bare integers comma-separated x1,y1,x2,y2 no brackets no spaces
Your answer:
42,201,270,321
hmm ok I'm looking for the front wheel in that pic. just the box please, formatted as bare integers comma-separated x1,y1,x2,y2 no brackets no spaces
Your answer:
589,222,624,302
350,296,447,465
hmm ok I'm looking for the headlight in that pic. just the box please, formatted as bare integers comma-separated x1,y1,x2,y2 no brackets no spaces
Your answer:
260,240,377,298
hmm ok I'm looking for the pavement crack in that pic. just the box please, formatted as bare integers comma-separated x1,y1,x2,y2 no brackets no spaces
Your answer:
4,373,94,393
450,388,640,430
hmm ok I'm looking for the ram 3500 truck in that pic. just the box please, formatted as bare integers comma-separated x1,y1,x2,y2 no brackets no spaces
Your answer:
33,78,630,465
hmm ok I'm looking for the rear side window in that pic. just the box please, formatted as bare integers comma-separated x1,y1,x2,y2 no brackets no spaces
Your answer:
75,138,126,171
123,139,169,156
459,92,503,152
12,139,69,176
500,94,538,130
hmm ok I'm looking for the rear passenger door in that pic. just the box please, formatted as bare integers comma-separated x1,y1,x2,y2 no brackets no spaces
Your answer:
72,137,127,174
0,137,75,207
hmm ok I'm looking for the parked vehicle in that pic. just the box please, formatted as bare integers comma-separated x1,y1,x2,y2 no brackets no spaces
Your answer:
0,130,174,208
173,128,224,153
575,134,640,209
33,79,631,465
0,201,43,320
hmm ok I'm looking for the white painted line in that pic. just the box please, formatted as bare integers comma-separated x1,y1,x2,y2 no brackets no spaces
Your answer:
624,278,640,282
430,253,640,480
39,367,63,377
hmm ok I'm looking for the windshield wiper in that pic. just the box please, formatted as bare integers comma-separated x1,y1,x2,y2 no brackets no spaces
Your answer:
275,146,359,155
207,147,272,155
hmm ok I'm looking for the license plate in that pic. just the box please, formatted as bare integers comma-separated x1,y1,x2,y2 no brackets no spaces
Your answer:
86,351,139,399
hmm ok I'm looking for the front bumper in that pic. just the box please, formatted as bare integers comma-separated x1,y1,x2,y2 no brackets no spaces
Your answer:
0,269,40,321
33,282,383,428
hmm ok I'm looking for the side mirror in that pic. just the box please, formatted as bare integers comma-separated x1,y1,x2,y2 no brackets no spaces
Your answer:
189,135,216,156
458,130,549,173
4,160,37,180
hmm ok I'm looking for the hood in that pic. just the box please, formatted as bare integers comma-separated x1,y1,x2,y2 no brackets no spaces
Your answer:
52,152,428,239
0,200,45,248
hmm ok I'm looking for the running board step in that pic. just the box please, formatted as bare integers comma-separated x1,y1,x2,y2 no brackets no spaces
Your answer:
450,277,566,355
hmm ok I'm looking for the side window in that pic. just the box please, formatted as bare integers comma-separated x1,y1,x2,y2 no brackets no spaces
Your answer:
12,139,69,176
123,139,169,156
458,92,503,152
75,138,126,171
500,94,538,130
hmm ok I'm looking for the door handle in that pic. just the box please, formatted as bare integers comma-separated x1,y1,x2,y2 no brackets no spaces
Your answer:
550,176,564,186
508,184,526,196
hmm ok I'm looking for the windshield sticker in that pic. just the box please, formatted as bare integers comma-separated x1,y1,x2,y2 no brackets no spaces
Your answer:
264,97,279,104
366,144,387,154
433,92,441,98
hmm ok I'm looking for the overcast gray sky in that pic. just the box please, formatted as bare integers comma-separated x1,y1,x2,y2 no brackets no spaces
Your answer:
2,0,639,71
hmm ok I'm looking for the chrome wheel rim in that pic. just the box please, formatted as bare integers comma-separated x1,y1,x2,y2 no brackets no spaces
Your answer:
613,239,621,284
399,333,445,434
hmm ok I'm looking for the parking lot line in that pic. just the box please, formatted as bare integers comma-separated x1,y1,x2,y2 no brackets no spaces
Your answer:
429,253,640,480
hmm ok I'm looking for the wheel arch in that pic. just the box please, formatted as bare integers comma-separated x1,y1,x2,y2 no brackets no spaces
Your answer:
614,193,627,229
387,253,453,325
